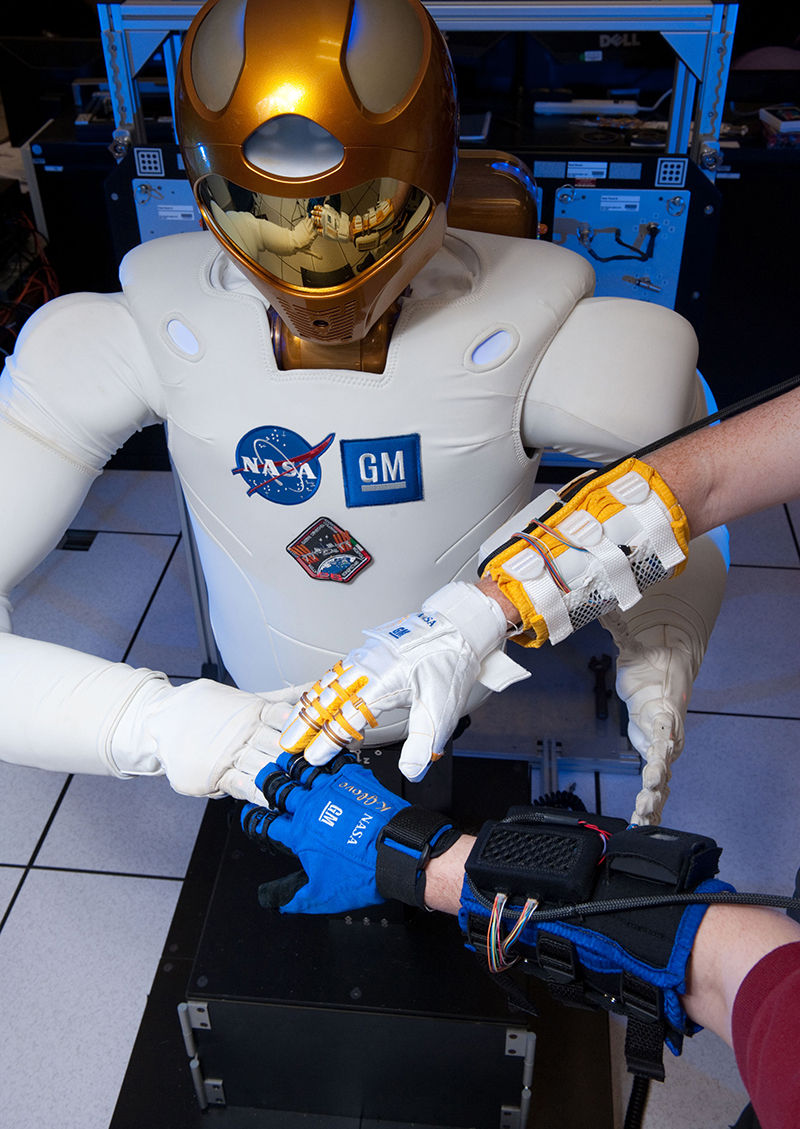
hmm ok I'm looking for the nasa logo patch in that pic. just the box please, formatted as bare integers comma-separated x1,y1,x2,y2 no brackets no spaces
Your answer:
340,433,423,508
231,426,335,505
286,517,372,583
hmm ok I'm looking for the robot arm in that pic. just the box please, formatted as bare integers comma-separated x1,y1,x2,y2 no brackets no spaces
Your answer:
210,201,317,257
521,296,702,461
520,296,728,824
0,294,300,800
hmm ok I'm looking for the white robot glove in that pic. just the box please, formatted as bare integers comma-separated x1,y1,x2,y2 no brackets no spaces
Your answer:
601,530,727,826
288,215,317,251
280,582,530,782
600,614,690,826
479,458,690,649
602,611,697,827
112,678,308,802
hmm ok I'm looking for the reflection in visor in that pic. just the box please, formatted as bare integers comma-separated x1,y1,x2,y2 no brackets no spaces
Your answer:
197,176,430,289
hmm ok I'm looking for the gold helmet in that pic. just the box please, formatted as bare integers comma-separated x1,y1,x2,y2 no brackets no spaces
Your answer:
176,0,458,344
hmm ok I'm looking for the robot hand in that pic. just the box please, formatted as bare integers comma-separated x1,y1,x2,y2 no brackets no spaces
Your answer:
111,678,309,802
280,582,530,782
311,203,352,241
603,612,696,826
479,458,690,649
289,215,318,251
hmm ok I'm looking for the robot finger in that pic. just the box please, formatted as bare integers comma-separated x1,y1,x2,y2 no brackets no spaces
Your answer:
281,662,376,754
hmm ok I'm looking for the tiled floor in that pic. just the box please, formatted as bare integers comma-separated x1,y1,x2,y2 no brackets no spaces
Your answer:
1,468,798,1128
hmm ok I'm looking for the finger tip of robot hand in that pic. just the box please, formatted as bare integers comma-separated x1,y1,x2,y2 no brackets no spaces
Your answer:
398,758,431,783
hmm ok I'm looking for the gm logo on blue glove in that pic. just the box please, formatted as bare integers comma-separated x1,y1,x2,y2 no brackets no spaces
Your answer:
240,753,410,914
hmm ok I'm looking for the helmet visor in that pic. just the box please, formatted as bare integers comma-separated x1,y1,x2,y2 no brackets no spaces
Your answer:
197,175,431,290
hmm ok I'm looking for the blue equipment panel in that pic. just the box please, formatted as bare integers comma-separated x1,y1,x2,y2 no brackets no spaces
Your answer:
551,183,689,309
132,177,200,242
519,151,721,331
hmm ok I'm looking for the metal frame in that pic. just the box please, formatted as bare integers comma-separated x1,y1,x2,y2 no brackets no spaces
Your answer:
97,1,738,180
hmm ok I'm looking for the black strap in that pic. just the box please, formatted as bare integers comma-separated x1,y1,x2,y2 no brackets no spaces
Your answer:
375,806,460,906
537,931,578,984
625,1017,667,1083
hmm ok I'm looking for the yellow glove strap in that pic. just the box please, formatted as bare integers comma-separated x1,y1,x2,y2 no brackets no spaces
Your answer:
480,457,689,648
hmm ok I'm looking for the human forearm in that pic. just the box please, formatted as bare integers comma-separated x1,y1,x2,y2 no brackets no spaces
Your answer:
424,833,475,913
680,903,800,1047
427,834,800,1067
647,385,800,538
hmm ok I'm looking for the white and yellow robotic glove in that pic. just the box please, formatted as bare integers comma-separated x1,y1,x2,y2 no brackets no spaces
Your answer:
477,456,691,647
280,582,530,782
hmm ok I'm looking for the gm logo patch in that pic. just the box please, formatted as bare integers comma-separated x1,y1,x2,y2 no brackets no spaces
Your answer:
340,434,423,508
231,426,334,505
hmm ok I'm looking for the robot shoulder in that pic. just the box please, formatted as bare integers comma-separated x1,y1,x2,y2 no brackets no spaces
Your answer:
119,230,218,290
521,295,701,460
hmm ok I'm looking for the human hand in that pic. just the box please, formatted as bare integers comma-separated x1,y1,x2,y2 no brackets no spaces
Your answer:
289,215,317,250
279,582,529,782
240,753,408,913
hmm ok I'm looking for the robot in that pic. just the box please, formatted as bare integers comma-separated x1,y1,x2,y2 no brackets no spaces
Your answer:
0,0,727,823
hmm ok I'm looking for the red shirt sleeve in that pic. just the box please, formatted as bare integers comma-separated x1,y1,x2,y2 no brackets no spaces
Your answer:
732,940,800,1127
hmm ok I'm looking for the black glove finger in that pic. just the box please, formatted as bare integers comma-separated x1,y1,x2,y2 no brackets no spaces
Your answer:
258,868,309,910
261,770,303,812
240,805,300,861
285,753,332,786
321,751,359,775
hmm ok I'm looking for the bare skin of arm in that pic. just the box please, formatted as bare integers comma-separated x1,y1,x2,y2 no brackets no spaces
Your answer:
424,838,800,1045
646,384,800,539
479,384,800,624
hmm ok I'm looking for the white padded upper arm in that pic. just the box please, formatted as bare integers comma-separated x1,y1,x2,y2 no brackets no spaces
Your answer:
0,290,165,595
522,296,700,461
0,414,99,597
1,291,165,469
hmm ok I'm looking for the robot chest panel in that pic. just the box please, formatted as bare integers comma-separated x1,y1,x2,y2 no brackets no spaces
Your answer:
167,360,533,582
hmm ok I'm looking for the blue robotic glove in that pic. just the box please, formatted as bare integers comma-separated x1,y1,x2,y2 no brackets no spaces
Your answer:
241,752,460,914
460,807,735,1081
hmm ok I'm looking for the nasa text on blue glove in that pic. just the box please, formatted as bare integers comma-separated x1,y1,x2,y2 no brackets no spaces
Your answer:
240,753,408,914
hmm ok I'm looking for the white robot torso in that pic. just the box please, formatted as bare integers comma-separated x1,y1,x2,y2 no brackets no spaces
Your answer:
0,224,712,761
117,228,598,693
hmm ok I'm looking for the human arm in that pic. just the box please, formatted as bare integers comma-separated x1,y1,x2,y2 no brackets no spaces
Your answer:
646,383,800,535
430,817,800,1129
479,375,800,619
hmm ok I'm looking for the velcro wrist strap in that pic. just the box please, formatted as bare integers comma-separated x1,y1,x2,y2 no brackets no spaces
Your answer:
376,806,460,906
422,582,507,659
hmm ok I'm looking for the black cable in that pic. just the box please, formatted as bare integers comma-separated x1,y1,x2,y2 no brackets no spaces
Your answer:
584,223,659,264
466,874,800,921
523,890,800,924
559,373,800,505
624,1075,651,1129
